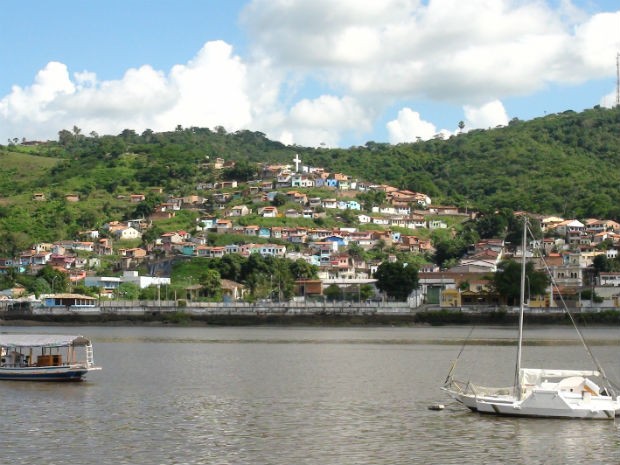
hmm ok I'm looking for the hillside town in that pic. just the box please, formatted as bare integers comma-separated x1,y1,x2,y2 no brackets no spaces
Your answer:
2,154,620,312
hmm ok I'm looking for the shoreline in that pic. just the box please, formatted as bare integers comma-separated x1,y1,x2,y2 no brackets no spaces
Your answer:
2,309,619,327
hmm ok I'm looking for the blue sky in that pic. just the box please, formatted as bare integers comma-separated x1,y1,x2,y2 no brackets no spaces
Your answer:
1,0,619,147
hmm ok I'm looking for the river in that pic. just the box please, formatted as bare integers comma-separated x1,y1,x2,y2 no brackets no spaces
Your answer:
1,325,619,465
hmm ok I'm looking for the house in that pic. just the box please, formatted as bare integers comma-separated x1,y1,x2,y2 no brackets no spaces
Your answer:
428,220,447,230
551,219,586,237
287,191,307,204
215,219,233,233
276,174,292,187
199,216,218,229
65,194,79,202
585,219,620,234
219,181,238,189
41,293,97,308
84,275,122,297
258,244,286,257
324,235,347,248
599,272,620,287
90,239,111,256
258,206,279,218
221,279,246,301
308,197,322,208
294,279,323,298
130,194,146,203
121,270,171,289
285,209,301,218
114,227,142,241
291,174,306,188
120,248,147,259
371,217,389,226
244,225,259,236
229,205,250,217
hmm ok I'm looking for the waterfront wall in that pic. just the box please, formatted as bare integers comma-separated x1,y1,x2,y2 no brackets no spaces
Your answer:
2,301,619,326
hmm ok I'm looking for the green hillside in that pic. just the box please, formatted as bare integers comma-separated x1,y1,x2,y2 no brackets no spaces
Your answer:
0,105,619,252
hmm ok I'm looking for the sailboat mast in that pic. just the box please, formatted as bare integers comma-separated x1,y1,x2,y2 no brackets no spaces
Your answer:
514,217,528,399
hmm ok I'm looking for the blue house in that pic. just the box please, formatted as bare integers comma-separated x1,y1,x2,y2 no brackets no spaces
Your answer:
324,235,347,248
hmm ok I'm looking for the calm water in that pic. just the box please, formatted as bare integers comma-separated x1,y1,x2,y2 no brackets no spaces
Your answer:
1,325,619,465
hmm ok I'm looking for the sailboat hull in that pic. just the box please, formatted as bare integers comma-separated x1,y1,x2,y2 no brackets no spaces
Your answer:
444,387,620,419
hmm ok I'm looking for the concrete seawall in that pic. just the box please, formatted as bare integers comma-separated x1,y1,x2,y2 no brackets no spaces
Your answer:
2,302,619,326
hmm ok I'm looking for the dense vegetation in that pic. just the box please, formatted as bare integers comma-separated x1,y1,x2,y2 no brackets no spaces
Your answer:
1,105,620,253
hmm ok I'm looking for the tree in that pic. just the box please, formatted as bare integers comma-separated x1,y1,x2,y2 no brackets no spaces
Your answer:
118,282,140,300
474,210,510,239
374,261,419,301
271,193,288,207
491,260,549,306
432,235,467,268
222,160,257,181
58,129,73,146
592,254,611,274
289,259,318,279
36,266,68,293
359,284,375,301
198,269,222,299
323,284,343,301
216,254,245,282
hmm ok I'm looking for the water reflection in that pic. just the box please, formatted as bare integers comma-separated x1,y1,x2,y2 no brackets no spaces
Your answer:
0,325,618,465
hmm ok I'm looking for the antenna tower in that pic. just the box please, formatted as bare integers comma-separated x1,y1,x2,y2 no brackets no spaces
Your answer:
617,52,620,107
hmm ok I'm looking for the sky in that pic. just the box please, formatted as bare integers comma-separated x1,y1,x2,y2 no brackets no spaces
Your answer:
1,0,619,148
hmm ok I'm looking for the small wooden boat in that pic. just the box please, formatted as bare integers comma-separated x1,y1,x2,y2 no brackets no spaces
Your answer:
0,334,101,381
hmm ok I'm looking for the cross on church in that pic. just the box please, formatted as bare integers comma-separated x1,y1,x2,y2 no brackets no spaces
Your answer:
293,153,301,172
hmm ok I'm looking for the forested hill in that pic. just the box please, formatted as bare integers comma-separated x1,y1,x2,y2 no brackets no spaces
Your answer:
303,106,620,219
2,105,620,222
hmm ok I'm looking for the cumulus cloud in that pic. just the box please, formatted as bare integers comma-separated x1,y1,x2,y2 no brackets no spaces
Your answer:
600,90,618,109
387,108,443,143
242,0,620,103
387,100,510,143
1,1,619,147
0,62,75,123
0,41,254,142
275,95,372,147
463,100,510,130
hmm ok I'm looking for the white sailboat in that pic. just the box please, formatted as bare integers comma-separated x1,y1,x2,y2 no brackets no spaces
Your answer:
442,219,620,419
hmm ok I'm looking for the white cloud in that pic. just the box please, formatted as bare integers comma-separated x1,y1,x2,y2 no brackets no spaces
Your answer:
600,91,618,109
0,62,75,123
387,100,510,144
463,100,510,129
1,1,619,146
0,41,255,142
387,108,440,143
160,41,252,131
242,0,620,104
276,95,372,147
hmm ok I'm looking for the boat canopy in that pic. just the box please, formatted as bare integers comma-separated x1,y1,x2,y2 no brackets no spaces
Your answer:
520,368,600,386
0,334,92,348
